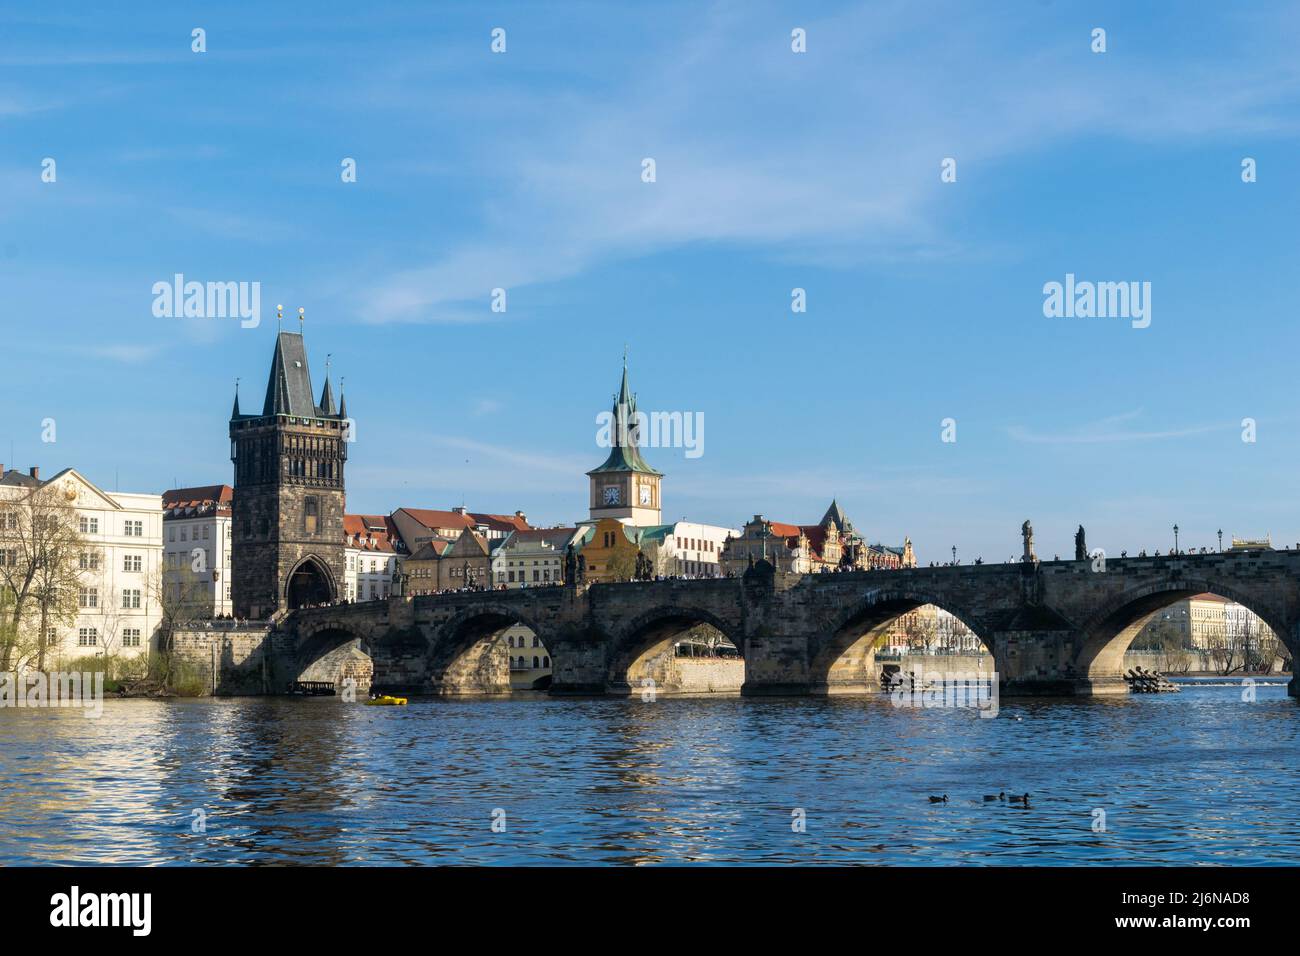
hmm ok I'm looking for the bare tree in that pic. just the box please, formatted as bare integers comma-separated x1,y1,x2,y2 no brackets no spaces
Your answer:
604,549,637,583
0,482,87,671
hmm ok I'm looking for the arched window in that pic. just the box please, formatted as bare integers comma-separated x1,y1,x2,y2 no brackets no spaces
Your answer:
542,656,550,668
532,656,540,669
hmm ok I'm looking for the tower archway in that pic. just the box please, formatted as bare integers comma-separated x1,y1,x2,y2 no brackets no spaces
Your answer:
286,556,336,609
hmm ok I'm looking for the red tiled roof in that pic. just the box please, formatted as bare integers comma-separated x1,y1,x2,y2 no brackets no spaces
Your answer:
768,522,802,538
163,484,233,517
163,484,233,507
344,513,401,553
800,525,828,560
408,539,451,560
397,508,478,531
471,512,531,532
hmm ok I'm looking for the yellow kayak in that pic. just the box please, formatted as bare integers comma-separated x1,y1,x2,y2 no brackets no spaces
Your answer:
365,695,408,706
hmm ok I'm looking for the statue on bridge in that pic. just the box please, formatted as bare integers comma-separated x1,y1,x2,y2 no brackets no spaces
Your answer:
1075,525,1087,562
576,553,586,584
564,544,578,587
1021,520,1038,564
635,549,652,581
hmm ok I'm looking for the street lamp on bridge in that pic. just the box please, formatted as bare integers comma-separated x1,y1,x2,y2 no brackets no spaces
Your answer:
951,545,957,565
1173,524,1179,555
1218,528,1223,552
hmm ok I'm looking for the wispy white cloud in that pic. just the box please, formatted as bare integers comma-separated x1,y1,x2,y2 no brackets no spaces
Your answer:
355,1,1300,323
85,344,161,364
1006,410,1229,444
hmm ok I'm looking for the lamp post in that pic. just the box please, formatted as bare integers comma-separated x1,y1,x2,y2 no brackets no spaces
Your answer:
1217,529,1223,552
951,545,957,565
1173,524,1179,555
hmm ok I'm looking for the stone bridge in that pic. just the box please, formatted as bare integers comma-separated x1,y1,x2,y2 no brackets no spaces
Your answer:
263,551,1300,698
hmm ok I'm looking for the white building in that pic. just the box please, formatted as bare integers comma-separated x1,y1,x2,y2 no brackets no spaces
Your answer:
0,466,163,663
634,520,741,578
344,514,403,602
493,527,582,587
162,485,233,618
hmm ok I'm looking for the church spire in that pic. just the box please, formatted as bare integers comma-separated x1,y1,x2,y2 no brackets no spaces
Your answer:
231,379,241,419
319,354,337,416
589,353,660,478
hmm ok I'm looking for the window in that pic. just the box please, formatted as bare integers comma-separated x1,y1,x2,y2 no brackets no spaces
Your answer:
533,656,540,669
180,528,188,541
0,548,16,567
0,510,16,531
79,516,99,534
79,587,98,609
78,627,98,647
202,526,209,539
123,628,142,648
532,636,541,648
123,554,142,572
168,526,175,542
124,519,143,537
79,551,100,570
122,589,141,609
304,496,319,534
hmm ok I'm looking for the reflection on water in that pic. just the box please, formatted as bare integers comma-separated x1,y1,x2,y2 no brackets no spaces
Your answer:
1,684,1297,865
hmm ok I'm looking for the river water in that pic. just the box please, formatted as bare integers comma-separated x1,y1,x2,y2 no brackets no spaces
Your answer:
1,681,1296,865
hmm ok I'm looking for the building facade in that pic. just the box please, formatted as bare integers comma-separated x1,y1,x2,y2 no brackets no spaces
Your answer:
493,527,581,587
229,329,349,618
721,501,914,575
343,514,403,602
162,485,233,619
635,521,740,578
0,467,163,663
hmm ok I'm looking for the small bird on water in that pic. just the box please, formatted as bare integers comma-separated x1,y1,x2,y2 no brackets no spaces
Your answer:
983,791,1005,801
929,795,948,803
1008,793,1031,805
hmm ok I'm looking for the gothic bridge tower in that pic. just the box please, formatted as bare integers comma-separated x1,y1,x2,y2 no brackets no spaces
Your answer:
229,326,349,618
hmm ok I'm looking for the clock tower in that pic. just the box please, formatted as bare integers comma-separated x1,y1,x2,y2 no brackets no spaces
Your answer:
587,357,662,526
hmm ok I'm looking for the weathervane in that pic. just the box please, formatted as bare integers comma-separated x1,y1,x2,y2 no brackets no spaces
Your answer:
298,306,305,333
276,304,283,331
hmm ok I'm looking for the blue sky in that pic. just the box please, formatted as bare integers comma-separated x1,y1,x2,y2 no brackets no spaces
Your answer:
3,1,1300,563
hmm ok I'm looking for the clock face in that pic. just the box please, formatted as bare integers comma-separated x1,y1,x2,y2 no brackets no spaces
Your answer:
603,486,621,505
639,485,652,505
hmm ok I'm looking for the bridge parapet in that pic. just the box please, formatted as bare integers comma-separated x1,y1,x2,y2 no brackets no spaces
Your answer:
179,550,1300,698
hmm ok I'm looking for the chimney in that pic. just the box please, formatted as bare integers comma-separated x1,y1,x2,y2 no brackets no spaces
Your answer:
515,510,527,523
0,463,5,476
29,467,39,480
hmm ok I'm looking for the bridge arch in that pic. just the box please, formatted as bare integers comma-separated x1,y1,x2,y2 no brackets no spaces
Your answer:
1074,579,1293,681
294,623,374,692
810,589,991,694
424,604,558,695
607,604,745,696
